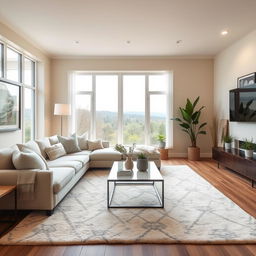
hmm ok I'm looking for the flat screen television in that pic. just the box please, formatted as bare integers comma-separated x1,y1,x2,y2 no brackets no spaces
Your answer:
229,88,256,122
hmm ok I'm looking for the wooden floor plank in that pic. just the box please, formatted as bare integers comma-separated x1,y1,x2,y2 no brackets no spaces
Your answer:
80,245,106,256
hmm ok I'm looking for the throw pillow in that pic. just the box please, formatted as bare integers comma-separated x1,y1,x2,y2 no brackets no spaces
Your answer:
87,140,104,151
45,143,66,160
12,149,49,170
17,141,42,156
35,138,51,159
57,135,81,154
72,132,88,150
49,135,59,145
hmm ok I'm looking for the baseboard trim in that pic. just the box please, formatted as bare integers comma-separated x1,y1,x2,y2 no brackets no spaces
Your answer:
169,153,212,158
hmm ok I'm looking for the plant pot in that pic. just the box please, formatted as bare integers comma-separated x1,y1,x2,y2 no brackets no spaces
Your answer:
137,159,148,171
159,141,166,149
188,146,200,161
125,156,134,170
224,142,231,150
245,149,254,158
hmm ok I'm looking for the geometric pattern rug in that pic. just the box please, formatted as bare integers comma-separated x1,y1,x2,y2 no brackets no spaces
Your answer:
0,165,256,245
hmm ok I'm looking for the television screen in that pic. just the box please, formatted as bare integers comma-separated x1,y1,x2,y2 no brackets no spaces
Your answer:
229,89,256,122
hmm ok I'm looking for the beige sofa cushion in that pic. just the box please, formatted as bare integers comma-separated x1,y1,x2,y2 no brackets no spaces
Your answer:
68,150,91,156
90,148,122,161
51,167,75,194
0,148,16,169
45,143,66,160
17,141,42,156
59,155,90,165
35,138,51,159
47,159,83,173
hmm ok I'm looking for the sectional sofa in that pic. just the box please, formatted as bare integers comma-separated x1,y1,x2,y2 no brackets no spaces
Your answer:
0,136,161,215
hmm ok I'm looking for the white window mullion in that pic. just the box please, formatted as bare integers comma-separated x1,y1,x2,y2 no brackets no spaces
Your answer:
145,75,150,145
118,74,123,144
91,74,96,139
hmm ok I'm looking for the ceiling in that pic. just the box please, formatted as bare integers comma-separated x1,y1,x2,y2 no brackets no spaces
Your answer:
0,0,256,57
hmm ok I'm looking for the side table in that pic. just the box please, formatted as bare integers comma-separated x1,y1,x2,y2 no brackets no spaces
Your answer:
0,186,17,234
158,148,169,160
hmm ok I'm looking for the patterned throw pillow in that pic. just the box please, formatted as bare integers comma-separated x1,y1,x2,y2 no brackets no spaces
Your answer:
87,140,104,151
45,143,66,160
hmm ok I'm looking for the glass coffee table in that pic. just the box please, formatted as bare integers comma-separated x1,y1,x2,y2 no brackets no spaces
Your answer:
107,161,164,208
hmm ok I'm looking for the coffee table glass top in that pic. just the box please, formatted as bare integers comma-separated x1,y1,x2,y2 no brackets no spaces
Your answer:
108,161,163,181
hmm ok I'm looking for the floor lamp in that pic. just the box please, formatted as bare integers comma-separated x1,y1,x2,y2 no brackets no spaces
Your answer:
54,104,71,136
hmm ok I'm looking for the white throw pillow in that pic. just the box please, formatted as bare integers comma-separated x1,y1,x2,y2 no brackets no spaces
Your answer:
87,140,104,151
12,149,49,170
45,143,66,160
72,132,88,150
17,141,42,156
35,138,51,159
49,135,59,145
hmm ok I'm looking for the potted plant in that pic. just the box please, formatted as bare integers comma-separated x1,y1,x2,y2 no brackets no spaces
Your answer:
172,96,207,161
223,135,233,150
241,139,255,158
115,144,134,170
137,153,148,171
157,134,166,149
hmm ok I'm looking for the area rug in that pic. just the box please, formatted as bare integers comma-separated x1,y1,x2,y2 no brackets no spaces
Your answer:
0,165,256,245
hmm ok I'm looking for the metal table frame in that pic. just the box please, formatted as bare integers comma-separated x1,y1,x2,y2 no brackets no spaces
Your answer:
107,179,164,208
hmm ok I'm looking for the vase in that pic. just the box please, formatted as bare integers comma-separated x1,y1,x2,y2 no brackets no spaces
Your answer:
245,149,254,158
187,146,200,161
224,142,231,150
137,159,148,171
125,156,133,170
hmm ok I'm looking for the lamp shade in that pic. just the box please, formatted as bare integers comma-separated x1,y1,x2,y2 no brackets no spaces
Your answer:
54,104,71,116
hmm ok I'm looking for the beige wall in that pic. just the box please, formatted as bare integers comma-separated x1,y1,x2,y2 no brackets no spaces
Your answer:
51,58,214,156
214,30,256,143
0,22,51,148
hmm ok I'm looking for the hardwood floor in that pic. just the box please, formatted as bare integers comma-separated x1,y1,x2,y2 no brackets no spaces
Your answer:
0,158,256,256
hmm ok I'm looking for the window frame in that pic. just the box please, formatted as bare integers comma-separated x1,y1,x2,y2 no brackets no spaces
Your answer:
72,71,172,147
0,39,37,142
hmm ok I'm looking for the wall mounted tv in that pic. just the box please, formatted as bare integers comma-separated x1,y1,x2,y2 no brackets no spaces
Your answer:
229,88,256,122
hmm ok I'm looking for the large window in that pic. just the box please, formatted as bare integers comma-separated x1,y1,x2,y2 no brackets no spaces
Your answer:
72,72,171,146
0,41,36,142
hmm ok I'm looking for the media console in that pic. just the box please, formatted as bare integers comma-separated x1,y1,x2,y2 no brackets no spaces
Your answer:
212,147,256,187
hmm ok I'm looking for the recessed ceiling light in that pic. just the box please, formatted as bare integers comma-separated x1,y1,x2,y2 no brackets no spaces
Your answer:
74,40,79,44
176,40,182,44
126,40,131,44
221,30,228,36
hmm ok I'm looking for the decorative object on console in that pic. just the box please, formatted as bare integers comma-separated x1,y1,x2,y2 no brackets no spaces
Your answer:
54,104,71,135
223,135,233,150
172,96,207,161
0,81,20,132
217,119,229,147
156,134,166,149
237,72,256,88
241,138,255,158
136,153,148,171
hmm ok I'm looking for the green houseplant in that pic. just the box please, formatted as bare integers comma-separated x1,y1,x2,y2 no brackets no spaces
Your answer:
136,153,148,171
172,96,207,161
223,135,233,150
156,134,166,149
241,139,255,158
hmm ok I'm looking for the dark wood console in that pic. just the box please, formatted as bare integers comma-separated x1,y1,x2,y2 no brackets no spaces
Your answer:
212,147,256,187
